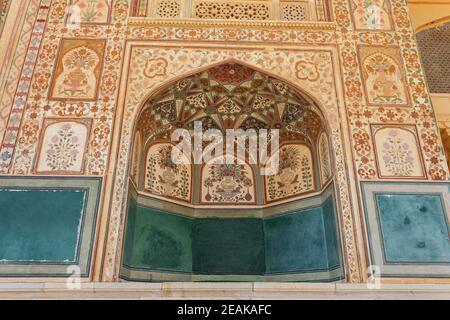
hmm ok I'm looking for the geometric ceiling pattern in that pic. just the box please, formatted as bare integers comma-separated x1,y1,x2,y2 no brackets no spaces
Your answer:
136,63,326,146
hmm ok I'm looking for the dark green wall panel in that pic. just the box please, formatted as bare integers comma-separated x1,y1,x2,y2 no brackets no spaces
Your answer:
322,197,341,269
361,181,450,278
122,198,137,267
123,202,193,273
376,194,450,263
264,207,328,273
192,218,265,275
0,188,86,262
122,192,343,281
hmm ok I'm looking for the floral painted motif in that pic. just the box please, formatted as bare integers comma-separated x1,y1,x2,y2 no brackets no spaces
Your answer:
295,60,319,81
50,39,106,100
46,124,80,170
318,132,332,184
145,143,191,201
360,47,408,106
373,126,425,178
144,57,168,78
201,156,255,203
381,130,414,175
265,144,314,202
351,0,392,30
71,0,112,24
36,120,90,173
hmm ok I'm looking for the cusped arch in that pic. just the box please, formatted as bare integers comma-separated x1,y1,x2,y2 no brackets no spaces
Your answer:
119,60,346,282
129,60,333,206
131,58,332,137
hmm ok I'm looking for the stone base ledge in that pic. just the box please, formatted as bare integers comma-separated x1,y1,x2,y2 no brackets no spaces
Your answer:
0,282,449,299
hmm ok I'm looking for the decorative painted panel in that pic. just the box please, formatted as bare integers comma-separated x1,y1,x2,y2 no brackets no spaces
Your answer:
265,143,315,203
318,132,332,184
144,142,192,202
35,119,92,174
201,156,256,204
49,39,106,101
358,46,409,106
372,125,425,179
350,0,393,30
70,0,112,24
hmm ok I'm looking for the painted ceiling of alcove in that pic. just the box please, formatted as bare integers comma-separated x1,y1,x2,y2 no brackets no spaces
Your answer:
136,63,326,146
133,63,332,206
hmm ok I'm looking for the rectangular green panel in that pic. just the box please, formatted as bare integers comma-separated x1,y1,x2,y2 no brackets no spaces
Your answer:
192,218,265,275
0,187,86,263
264,207,329,273
121,185,343,281
322,197,341,269
122,197,137,267
123,202,193,273
376,193,450,263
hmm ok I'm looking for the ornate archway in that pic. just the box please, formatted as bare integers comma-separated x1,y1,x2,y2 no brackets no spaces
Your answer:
132,62,331,205
120,62,345,281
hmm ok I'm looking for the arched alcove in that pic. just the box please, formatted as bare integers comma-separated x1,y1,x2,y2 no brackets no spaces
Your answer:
120,62,344,282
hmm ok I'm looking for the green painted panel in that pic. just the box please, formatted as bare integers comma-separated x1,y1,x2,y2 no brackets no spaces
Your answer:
122,198,137,267
376,194,450,263
123,202,193,272
121,188,344,281
264,207,329,273
322,197,341,269
0,188,86,263
192,218,265,275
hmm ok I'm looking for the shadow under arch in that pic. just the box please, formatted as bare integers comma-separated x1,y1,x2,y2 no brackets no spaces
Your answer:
120,60,345,282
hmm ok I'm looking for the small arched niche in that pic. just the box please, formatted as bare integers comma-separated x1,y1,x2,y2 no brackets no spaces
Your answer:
121,62,343,282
